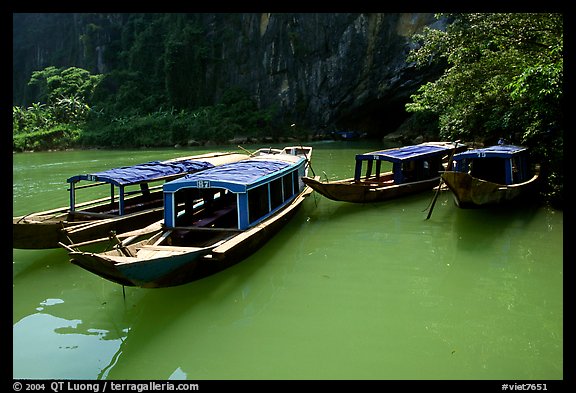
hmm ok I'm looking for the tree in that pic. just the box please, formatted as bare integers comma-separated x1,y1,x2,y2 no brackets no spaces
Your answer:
28,66,103,105
406,13,562,141
406,13,563,205
21,66,103,126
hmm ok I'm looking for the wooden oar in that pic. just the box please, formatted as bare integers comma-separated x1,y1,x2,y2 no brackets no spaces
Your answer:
62,219,164,249
299,145,316,177
425,140,460,220
238,145,256,157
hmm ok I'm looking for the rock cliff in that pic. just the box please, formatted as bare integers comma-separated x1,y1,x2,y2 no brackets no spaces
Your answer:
203,13,445,135
13,13,446,137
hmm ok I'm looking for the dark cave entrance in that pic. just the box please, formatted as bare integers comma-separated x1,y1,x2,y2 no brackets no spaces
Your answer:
334,97,412,139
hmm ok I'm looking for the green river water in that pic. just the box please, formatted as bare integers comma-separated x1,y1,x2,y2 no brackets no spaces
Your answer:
12,141,563,381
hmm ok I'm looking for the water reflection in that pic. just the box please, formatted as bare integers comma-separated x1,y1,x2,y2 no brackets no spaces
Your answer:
13,311,126,379
13,249,139,379
451,198,540,252
99,208,311,379
13,144,563,380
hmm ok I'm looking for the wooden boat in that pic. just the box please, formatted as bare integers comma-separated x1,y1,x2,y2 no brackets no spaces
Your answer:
64,147,316,288
13,152,249,249
302,141,465,203
440,144,540,208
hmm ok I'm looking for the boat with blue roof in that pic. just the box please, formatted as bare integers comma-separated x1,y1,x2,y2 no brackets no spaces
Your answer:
302,141,465,203
13,152,248,249
64,146,315,288
440,144,540,208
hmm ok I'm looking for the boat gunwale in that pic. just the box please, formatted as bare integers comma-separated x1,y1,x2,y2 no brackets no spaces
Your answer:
67,148,315,287
441,170,540,189
13,151,250,250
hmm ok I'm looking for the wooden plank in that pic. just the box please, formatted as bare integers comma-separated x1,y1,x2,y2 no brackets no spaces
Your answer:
70,211,119,219
169,226,243,233
137,245,204,252
151,230,172,246
193,206,235,227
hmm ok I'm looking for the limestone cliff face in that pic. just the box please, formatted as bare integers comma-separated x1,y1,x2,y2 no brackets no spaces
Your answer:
207,13,444,134
13,13,445,136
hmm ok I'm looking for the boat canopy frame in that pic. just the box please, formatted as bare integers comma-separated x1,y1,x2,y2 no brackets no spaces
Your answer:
452,145,530,185
66,159,215,215
354,144,454,184
162,157,307,230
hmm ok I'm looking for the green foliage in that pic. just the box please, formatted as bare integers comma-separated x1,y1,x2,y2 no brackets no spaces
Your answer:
52,96,91,124
406,13,563,205
28,66,103,105
407,13,562,140
87,14,217,115
13,66,102,151
13,103,53,133
15,63,278,151
13,96,91,136
26,66,60,104
13,124,81,152
80,87,278,148
164,15,212,109
91,69,165,115
14,14,286,153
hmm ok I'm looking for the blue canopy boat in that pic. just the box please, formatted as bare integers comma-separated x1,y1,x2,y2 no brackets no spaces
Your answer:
13,152,248,249
66,147,315,288
302,141,465,203
440,144,540,208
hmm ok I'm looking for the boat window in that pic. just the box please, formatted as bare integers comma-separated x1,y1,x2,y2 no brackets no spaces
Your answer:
470,158,507,184
283,173,294,200
417,157,442,180
248,184,270,224
431,156,443,173
140,182,151,196
173,188,202,226
270,178,284,210
173,187,238,228
293,170,299,192
511,155,525,183
364,160,374,179
422,160,430,179
455,159,469,173
402,161,416,182
375,160,382,179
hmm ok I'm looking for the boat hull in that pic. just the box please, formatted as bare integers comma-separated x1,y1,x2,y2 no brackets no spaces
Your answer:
441,171,539,208
13,152,249,250
13,216,71,249
302,176,441,203
69,186,314,288
70,245,214,288
13,207,165,249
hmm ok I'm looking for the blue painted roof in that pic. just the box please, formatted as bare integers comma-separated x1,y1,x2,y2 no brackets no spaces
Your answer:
356,143,454,163
67,160,214,186
163,158,302,193
453,145,527,161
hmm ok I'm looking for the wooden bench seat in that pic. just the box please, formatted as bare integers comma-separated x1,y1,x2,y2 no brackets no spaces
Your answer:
137,245,204,252
192,206,236,228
